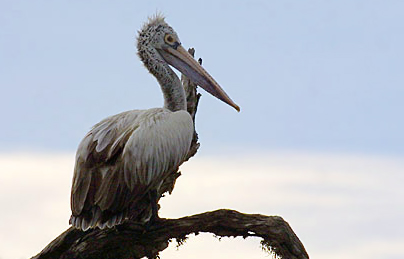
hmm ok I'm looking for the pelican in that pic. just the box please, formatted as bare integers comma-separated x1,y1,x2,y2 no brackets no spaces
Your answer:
70,14,239,231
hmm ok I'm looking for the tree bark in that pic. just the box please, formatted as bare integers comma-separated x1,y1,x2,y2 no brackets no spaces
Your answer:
32,209,308,259
32,49,309,259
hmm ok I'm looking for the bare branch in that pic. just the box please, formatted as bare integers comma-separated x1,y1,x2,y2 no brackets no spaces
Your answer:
32,209,309,259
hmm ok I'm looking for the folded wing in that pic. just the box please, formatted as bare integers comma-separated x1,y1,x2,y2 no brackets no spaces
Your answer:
70,108,193,230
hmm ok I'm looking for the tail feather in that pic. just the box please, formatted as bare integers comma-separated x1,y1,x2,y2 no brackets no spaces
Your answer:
69,208,127,231
69,196,156,231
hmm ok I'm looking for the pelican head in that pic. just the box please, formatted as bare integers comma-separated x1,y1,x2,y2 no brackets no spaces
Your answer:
137,14,240,112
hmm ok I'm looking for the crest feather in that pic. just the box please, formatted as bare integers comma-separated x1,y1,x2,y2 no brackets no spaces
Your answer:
140,12,166,33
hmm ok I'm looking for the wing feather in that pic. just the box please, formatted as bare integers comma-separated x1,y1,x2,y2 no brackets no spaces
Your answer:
71,110,141,216
70,158,92,215
95,168,120,210
70,108,193,229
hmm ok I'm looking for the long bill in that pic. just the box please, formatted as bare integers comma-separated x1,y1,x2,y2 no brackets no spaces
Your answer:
158,45,240,112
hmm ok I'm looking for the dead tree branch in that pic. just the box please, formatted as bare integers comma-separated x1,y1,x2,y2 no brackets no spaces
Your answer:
32,209,308,259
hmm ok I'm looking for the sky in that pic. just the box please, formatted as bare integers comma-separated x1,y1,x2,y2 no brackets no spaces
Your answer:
1,0,403,155
1,152,404,259
0,0,403,258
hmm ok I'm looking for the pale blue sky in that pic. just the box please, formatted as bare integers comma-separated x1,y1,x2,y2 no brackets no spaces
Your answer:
1,0,403,155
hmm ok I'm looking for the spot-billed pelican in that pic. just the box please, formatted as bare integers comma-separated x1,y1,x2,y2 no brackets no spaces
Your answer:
70,14,239,231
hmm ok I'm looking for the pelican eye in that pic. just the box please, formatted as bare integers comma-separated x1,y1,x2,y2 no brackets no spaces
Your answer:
164,34,175,44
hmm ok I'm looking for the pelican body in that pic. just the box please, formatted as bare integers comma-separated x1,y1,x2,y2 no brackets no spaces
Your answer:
70,15,239,231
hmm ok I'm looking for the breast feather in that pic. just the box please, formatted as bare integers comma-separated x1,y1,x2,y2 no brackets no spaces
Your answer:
122,109,193,190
